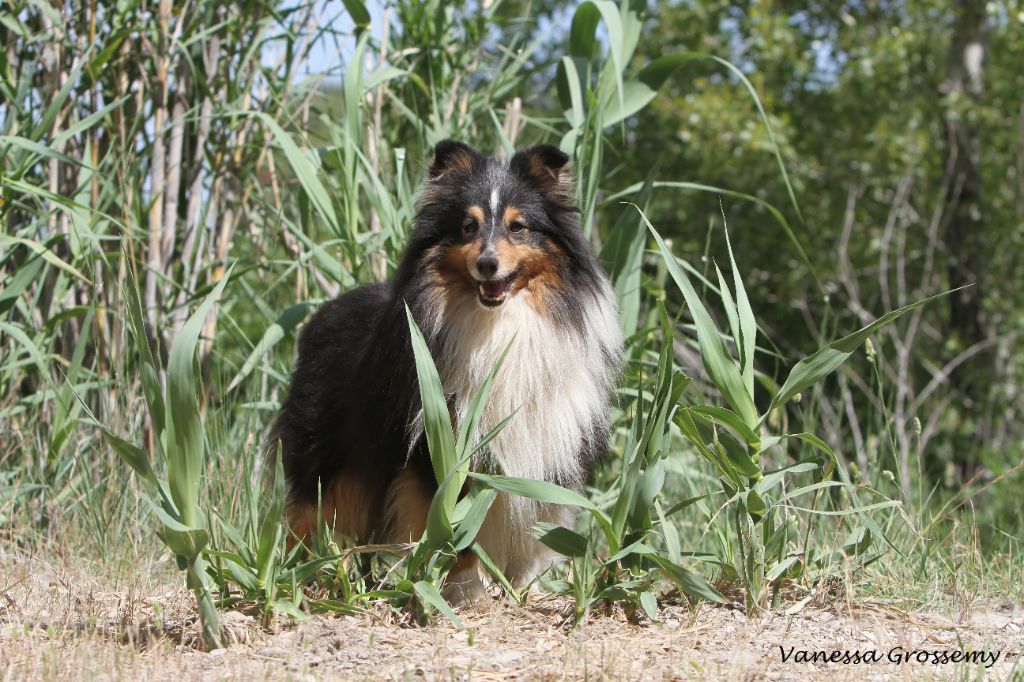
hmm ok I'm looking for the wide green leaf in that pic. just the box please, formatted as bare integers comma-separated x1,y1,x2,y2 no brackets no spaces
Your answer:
768,290,953,414
724,227,756,399
569,2,601,59
100,428,155,483
413,580,463,629
453,488,498,552
164,265,234,527
533,522,589,558
468,472,593,509
255,113,342,237
340,0,370,31
405,305,457,509
645,218,758,428
469,472,618,553
649,555,726,604
228,303,311,391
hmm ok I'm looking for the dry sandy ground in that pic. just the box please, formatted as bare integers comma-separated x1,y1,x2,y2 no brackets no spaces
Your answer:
1,552,1021,681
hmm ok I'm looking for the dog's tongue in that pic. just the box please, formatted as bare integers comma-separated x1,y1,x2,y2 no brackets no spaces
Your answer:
481,278,510,297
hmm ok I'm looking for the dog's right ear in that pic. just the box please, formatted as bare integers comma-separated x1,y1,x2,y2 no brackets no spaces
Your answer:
429,140,477,179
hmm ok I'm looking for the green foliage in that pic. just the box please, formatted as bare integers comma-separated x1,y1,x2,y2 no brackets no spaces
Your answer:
102,264,234,649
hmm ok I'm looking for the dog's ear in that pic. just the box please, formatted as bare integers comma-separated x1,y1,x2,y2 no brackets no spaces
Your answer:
510,144,574,204
429,139,477,179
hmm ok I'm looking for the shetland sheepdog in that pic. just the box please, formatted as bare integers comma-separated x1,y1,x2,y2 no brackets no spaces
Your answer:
272,140,622,602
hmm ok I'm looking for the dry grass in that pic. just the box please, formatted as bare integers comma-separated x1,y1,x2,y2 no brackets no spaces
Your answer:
2,549,1021,681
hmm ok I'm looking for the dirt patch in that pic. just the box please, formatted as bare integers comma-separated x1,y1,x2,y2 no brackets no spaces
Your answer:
2,553,1021,680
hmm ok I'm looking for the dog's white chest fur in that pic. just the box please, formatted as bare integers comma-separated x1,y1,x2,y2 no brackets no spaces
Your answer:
425,285,621,580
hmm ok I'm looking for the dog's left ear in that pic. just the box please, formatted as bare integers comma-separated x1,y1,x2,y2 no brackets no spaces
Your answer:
510,145,575,203
429,139,478,179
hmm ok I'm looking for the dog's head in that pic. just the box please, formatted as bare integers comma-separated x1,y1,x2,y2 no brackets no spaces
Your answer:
405,140,594,312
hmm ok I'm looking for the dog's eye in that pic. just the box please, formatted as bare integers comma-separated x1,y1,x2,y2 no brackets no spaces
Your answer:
509,221,526,233
462,218,478,235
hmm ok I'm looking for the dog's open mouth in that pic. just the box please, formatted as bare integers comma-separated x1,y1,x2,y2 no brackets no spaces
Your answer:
477,269,520,307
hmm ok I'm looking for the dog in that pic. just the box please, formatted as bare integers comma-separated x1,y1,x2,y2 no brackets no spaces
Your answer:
271,140,622,601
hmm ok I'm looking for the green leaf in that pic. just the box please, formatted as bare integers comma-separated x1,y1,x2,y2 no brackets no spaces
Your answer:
533,522,589,558
786,501,901,516
644,218,758,428
0,134,82,167
754,461,821,494
255,452,288,589
455,337,513,466
768,291,953,414
569,2,601,59
745,489,766,523
472,543,520,602
690,405,760,447
305,598,363,615
340,0,371,31
0,253,43,316
765,556,802,581
271,598,307,621
468,472,619,554
649,555,726,604
606,540,658,564
54,97,129,148
724,227,756,399
363,65,406,90
604,180,813,287
600,172,654,337
405,305,457,510
413,580,464,629
222,558,259,593
602,53,694,126
228,303,310,391
774,480,846,504
591,1,626,115
654,500,681,564
100,429,155,483
0,235,89,284
255,113,342,237
639,590,659,621
630,458,665,530
538,577,574,595
162,526,209,563
674,409,742,485
685,409,761,479
453,488,498,552
164,265,234,527
843,527,871,556
663,493,715,518
468,473,592,509
556,57,585,129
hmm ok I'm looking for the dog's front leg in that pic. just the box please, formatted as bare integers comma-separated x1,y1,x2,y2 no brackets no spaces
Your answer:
442,551,488,605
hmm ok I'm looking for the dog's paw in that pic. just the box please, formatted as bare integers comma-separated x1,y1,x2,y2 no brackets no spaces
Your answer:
442,571,488,606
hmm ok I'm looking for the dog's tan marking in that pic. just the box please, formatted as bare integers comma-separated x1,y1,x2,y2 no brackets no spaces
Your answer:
443,551,487,604
487,239,564,314
287,471,372,548
383,469,433,543
425,233,565,314
466,205,485,225
502,206,523,228
452,550,478,574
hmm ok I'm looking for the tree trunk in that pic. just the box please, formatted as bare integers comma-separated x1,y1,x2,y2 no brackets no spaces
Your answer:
941,0,988,477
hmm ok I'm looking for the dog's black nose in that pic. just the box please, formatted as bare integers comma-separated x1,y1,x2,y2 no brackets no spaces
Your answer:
477,254,499,278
